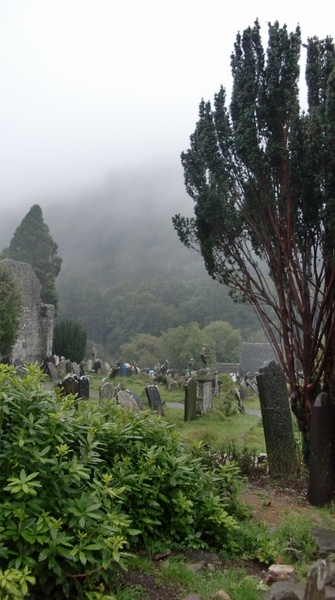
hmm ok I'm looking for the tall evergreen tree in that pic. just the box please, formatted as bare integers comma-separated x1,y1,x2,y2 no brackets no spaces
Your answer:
0,267,21,357
173,21,335,461
2,205,62,312
53,318,87,362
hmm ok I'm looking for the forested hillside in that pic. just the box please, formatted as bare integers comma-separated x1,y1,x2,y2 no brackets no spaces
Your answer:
1,163,264,361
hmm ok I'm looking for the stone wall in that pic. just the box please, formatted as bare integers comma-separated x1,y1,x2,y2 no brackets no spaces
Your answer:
0,259,54,364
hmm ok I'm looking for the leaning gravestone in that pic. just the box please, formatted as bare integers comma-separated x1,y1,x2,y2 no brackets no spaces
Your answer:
145,385,164,415
126,390,144,410
256,361,297,477
48,361,59,382
117,390,140,411
307,392,335,507
184,378,197,421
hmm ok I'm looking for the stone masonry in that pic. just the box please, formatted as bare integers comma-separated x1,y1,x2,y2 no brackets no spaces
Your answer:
0,259,54,364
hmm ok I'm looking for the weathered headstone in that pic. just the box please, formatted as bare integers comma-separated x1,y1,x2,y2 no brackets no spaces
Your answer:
234,387,245,413
48,361,59,382
117,390,140,411
307,392,335,507
72,361,80,376
86,359,93,372
79,362,85,377
303,560,328,600
58,374,80,397
126,389,144,410
65,359,72,374
99,382,115,402
58,358,66,377
184,378,197,421
196,376,212,414
79,376,89,399
256,361,297,477
145,385,164,414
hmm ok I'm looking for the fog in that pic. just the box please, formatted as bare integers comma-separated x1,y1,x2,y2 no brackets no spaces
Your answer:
0,0,334,234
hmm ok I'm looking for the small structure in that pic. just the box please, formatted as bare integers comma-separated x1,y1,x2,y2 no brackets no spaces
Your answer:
240,342,277,377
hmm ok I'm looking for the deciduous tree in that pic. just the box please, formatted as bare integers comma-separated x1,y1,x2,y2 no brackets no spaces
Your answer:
173,21,335,460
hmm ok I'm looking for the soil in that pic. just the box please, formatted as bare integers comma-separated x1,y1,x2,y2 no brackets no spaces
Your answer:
110,477,331,600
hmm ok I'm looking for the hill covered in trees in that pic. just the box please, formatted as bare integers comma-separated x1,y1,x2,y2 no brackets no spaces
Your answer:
1,163,264,364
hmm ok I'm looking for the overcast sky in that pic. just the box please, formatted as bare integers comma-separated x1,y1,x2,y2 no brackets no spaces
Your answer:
1,0,334,207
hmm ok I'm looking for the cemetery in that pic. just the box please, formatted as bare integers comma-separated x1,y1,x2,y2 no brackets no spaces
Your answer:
2,284,335,599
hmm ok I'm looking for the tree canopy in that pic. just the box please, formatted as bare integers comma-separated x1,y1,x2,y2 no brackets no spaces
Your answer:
173,20,335,458
0,267,21,357
1,205,62,313
53,318,87,362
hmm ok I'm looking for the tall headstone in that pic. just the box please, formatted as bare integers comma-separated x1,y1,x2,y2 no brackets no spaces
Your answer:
256,361,297,477
79,376,89,400
145,385,164,415
184,378,197,421
196,376,212,414
307,392,335,507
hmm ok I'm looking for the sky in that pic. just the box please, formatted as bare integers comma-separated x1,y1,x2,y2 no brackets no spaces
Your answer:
1,0,335,208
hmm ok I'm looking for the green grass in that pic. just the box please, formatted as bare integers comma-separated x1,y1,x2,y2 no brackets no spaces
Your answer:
110,554,268,600
85,372,266,455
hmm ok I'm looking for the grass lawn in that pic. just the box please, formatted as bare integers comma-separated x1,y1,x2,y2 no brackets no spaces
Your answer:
86,371,266,454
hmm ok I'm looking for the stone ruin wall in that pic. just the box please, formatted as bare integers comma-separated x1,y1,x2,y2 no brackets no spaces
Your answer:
0,259,54,364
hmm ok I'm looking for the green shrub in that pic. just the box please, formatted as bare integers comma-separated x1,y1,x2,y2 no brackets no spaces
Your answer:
0,364,245,598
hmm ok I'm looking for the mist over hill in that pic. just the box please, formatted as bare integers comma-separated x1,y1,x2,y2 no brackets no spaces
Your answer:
1,162,262,355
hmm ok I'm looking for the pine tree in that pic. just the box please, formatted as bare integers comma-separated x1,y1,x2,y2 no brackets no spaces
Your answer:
173,21,335,462
53,319,87,362
2,205,62,313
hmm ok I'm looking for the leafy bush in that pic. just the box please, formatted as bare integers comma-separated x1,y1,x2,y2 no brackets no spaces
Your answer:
0,365,245,598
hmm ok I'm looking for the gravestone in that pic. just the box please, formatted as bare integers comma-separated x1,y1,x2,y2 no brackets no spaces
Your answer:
79,376,89,399
166,373,173,390
58,374,80,397
48,361,59,382
86,359,93,372
239,379,247,402
184,378,197,421
234,387,245,413
256,361,297,477
58,358,66,377
196,376,212,414
65,359,72,374
72,361,80,376
109,363,120,378
94,359,102,374
145,385,164,415
99,382,115,403
307,392,335,507
117,390,140,411
126,389,144,410
79,362,85,377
